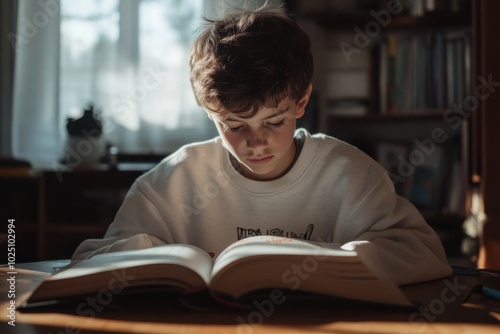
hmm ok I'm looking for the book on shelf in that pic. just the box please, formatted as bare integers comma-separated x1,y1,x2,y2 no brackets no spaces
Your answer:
23,236,413,310
378,28,470,115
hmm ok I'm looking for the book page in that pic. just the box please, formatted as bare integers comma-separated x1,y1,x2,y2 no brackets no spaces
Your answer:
212,235,359,278
28,244,213,303
53,244,213,282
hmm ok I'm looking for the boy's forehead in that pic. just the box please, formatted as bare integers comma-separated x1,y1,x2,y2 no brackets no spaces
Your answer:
226,108,290,122
209,97,295,121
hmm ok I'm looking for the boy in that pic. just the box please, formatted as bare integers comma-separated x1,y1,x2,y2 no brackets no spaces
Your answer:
72,6,452,285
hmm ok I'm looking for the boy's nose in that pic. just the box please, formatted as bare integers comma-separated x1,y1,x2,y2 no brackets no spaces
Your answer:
246,131,268,149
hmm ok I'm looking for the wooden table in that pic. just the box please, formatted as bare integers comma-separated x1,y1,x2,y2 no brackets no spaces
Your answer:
1,261,499,333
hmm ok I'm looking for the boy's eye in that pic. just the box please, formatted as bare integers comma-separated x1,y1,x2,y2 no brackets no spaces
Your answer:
223,119,284,132
268,119,285,128
227,125,243,132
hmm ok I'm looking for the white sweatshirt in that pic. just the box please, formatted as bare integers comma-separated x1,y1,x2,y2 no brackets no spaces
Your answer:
72,129,452,285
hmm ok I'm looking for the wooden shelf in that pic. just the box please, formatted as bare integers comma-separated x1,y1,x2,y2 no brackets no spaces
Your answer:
328,111,449,122
302,11,471,31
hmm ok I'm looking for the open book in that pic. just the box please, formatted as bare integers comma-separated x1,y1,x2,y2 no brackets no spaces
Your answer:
25,236,412,308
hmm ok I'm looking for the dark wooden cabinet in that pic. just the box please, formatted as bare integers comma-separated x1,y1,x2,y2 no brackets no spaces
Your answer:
1,166,152,262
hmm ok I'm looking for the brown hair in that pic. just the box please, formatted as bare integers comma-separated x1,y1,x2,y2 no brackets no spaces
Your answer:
190,5,313,118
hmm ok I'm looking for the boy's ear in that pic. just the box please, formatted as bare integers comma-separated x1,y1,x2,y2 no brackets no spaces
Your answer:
295,83,313,119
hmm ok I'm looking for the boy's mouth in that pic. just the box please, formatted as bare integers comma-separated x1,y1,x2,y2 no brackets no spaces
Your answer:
247,156,273,164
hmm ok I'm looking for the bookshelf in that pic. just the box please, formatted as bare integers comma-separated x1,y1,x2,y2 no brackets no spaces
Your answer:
290,0,473,262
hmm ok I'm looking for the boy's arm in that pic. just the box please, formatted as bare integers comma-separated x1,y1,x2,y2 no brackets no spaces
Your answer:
71,180,171,261
339,173,453,286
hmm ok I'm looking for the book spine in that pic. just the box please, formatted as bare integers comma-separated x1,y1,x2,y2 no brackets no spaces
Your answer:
376,28,470,115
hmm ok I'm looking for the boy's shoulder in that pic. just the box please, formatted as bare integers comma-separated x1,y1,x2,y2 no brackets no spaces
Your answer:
301,129,382,171
303,130,368,158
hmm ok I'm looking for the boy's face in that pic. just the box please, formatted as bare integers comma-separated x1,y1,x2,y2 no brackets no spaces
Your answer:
208,84,312,181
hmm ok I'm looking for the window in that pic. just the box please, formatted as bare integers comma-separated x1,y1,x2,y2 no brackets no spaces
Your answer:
12,0,279,162
60,0,215,154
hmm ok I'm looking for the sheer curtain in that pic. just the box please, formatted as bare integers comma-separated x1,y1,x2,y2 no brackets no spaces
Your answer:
12,0,281,165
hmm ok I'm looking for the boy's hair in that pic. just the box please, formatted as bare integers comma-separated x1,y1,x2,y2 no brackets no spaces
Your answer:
190,5,313,118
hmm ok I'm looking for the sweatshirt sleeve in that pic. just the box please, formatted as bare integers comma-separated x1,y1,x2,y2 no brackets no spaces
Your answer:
71,180,172,261
339,173,453,286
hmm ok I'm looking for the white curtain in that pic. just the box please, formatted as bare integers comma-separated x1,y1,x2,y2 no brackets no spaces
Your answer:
12,0,281,165
12,0,62,164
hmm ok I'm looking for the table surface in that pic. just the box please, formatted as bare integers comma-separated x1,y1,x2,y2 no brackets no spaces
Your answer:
1,260,500,334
